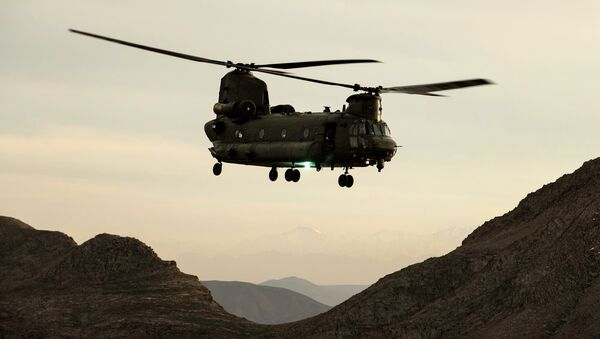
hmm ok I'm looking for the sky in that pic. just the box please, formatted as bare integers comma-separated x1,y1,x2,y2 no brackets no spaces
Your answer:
1,1,599,284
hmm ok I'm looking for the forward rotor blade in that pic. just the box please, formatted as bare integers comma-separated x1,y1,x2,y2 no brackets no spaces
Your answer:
255,59,380,69
69,29,231,66
68,29,288,75
380,78,493,95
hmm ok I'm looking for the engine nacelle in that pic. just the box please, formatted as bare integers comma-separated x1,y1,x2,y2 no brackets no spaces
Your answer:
213,100,257,121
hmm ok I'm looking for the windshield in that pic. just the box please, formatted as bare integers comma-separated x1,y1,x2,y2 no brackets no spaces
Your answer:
364,122,389,136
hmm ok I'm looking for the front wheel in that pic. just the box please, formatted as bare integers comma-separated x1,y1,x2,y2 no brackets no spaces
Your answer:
345,175,354,188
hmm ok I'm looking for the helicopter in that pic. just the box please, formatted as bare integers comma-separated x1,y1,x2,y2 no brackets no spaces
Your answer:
69,29,492,188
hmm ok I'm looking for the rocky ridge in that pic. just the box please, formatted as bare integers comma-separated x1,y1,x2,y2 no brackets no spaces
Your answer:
0,217,262,338
271,158,600,338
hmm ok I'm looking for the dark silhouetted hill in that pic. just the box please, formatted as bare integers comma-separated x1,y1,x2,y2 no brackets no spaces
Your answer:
260,276,368,306
268,158,600,338
203,280,330,324
3,157,600,338
0,217,262,338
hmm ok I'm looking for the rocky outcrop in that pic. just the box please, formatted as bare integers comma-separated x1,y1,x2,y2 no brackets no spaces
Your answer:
0,218,262,338
271,158,600,338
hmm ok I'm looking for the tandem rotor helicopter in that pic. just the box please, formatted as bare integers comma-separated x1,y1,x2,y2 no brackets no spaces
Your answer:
70,29,492,188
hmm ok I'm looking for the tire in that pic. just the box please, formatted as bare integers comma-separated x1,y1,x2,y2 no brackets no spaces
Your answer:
345,175,354,188
269,168,278,182
338,174,347,187
213,163,222,176
284,169,293,182
292,169,300,182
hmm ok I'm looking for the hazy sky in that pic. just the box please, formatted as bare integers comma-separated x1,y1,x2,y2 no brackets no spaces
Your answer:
2,1,599,284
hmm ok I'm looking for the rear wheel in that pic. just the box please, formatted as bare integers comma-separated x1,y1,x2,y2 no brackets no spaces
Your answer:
212,163,222,176
269,167,278,182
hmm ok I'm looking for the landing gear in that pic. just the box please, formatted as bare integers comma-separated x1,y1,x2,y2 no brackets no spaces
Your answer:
338,174,347,187
346,174,354,188
212,162,222,176
269,167,278,182
338,174,354,188
377,160,385,172
338,167,354,188
284,168,300,182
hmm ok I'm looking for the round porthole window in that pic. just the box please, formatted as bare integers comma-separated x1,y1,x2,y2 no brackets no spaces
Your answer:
303,128,310,138
281,129,287,139
259,129,265,139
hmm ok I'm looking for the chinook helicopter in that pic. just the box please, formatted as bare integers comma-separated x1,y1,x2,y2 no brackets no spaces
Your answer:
70,29,492,188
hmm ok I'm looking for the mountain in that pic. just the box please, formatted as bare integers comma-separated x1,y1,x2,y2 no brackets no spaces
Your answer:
270,158,600,338
260,276,368,307
0,217,261,338
3,157,600,338
202,281,330,324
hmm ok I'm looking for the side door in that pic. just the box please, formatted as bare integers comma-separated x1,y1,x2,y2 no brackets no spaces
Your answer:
349,123,358,148
322,122,337,155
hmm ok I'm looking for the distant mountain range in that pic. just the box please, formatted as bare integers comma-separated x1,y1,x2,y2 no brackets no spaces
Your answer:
202,276,366,324
202,281,330,324
260,276,368,307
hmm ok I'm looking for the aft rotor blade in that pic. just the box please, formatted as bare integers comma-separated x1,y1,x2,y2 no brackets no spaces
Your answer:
380,79,493,95
267,72,362,91
255,59,380,69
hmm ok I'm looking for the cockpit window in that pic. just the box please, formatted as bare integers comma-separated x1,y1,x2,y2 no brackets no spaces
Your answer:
374,124,384,136
365,122,374,135
363,122,391,136
359,122,366,135
383,124,391,136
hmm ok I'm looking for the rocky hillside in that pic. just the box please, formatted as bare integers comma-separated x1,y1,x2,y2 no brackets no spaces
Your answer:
271,158,600,338
203,281,330,324
2,158,599,338
0,217,263,338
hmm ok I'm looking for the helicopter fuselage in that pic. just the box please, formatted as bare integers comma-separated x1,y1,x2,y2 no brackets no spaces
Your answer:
204,111,397,170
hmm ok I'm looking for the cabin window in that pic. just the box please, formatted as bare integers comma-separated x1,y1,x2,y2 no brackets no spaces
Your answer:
263,91,269,106
303,128,310,138
235,130,243,139
281,128,287,139
259,129,265,139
